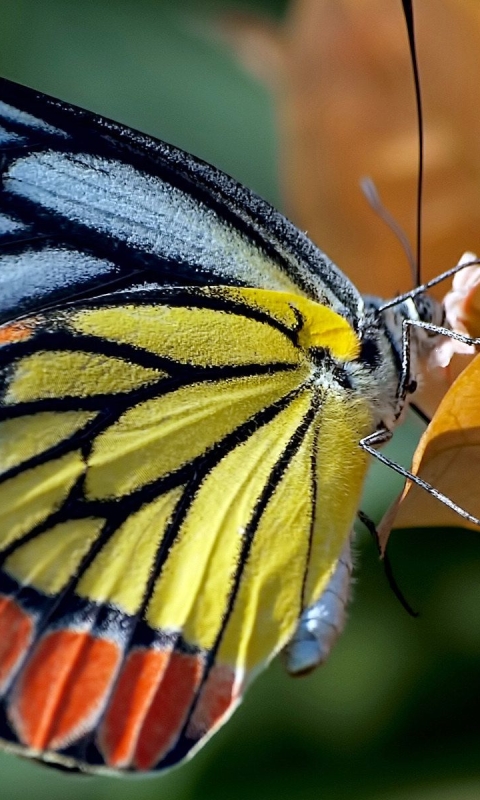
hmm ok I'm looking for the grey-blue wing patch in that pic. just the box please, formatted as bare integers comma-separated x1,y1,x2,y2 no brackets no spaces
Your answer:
0,77,363,325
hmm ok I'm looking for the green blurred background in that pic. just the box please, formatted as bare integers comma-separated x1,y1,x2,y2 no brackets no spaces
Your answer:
1,1,480,798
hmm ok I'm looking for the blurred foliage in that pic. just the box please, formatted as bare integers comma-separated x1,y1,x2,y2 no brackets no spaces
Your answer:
228,0,480,301
1,1,480,799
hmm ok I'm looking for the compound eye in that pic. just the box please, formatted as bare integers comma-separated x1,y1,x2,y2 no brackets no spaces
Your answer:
407,379,418,394
415,294,430,322
414,293,444,329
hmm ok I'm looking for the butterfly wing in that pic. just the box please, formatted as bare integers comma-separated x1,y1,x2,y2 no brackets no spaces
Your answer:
0,77,362,324
0,284,372,772
0,78,373,773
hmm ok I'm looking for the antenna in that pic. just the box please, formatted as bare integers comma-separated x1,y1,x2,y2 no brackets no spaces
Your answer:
361,177,417,285
402,0,423,287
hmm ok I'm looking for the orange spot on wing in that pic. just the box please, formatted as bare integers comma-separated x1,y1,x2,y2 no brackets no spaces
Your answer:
134,650,203,771
0,596,34,691
99,647,204,771
100,653,238,769
10,629,121,751
0,321,37,346
98,648,170,769
186,664,237,741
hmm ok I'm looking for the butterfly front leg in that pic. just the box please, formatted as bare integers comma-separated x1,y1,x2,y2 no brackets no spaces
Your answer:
283,537,353,676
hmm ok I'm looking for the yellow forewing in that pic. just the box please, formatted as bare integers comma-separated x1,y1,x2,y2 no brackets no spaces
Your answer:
76,488,183,613
218,393,371,671
5,351,165,403
146,391,313,647
303,393,371,606
70,303,300,367
0,411,97,474
86,369,308,499
0,452,85,551
210,287,360,360
217,422,315,670
0,285,368,695
4,518,105,595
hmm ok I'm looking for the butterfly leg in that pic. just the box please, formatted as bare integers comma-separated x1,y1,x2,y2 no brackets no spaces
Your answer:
283,537,353,676
361,428,480,526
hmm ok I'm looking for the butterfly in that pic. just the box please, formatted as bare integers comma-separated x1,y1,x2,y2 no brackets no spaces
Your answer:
0,66,457,775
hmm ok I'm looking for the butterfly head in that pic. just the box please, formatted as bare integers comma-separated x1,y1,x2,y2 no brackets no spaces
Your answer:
357,291,446,430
